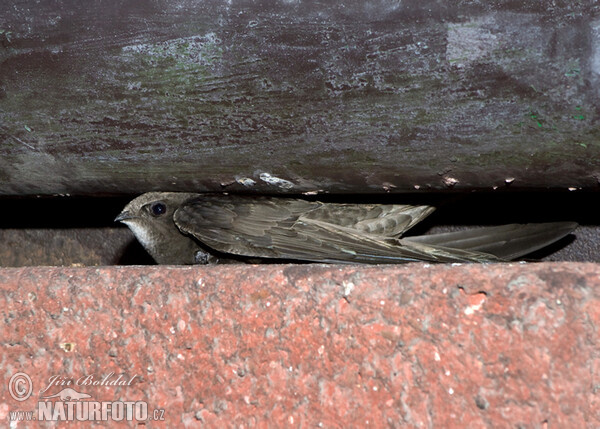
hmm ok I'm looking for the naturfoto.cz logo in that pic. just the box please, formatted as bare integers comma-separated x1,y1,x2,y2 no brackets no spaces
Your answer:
6,372,165,423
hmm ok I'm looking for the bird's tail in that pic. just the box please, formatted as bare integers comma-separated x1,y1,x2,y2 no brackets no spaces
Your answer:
404,222,577,261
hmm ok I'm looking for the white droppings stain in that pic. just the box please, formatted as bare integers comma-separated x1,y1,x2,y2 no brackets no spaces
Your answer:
259,172,294,189
382,182,396,192
443,176,459,187
343,281,355,297
434,352,441,362
236,177,256,187
464,296,486,316
464,306,475,316
448,387,454,395
380,300,385,306
302,190,322,195
317,345,325,355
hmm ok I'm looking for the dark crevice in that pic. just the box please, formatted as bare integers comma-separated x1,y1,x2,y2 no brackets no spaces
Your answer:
0,191,597,266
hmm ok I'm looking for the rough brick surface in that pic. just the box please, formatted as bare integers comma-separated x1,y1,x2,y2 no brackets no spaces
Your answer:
1,263,599,427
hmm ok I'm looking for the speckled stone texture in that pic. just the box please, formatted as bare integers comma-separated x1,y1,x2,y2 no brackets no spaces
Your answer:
1,263,599,427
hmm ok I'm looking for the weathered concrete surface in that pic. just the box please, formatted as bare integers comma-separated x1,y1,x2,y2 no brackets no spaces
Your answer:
1,1,600,195
0,229,137,267
1,263,600,426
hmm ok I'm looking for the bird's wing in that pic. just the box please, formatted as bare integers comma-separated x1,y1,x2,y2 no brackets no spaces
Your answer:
405,222,578,260
173,195,499,263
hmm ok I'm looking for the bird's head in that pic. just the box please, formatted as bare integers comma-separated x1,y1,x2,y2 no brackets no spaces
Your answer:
115,192,201,264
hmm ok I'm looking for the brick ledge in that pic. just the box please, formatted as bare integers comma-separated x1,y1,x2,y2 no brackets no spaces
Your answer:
1,263,599,427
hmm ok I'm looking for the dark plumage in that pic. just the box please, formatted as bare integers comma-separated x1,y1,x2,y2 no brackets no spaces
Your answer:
115,192,577,265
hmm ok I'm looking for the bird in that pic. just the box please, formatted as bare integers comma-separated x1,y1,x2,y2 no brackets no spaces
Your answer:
115,192,577,265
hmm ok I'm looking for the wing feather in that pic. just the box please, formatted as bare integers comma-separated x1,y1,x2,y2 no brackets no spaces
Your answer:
173,195,499,263
405,222,577,260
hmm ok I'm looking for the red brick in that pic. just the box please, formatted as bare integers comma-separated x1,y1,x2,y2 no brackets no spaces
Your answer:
1,263,599,427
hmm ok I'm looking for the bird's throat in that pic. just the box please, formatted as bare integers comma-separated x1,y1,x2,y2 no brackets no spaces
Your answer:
124,221,159,255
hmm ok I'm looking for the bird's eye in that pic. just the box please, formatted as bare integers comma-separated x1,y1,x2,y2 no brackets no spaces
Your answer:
150,202,167,217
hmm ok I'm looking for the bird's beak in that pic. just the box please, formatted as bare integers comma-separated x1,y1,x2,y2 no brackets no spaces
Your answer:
115,210,134,223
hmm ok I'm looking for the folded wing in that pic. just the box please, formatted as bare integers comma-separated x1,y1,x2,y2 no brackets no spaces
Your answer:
405,222,577,260
173,195,504,263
